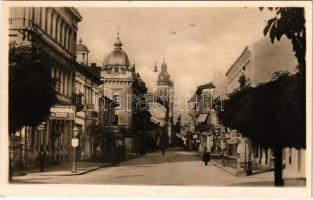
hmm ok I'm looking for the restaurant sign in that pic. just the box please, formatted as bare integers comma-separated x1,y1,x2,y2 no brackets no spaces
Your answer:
50,105,75,120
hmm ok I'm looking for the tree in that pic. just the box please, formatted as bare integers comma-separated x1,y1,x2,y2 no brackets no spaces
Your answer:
9,43,57,134
261,7,306,68
218,70,304,186
217,7,306,186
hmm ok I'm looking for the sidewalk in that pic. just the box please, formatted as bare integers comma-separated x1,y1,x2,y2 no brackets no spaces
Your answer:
13,153,140,177
197,151,278,176
195,151,305,185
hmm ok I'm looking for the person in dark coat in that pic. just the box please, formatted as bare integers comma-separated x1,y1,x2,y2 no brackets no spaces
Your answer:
39,146,46,172
160,141,166,156
202,147,211,166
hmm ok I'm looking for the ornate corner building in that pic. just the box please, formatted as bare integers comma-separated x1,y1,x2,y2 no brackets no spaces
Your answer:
101,31,150,152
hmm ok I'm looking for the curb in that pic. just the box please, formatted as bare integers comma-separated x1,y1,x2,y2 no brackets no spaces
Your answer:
211,160,237,176
15,154,142,177
48,154,142,176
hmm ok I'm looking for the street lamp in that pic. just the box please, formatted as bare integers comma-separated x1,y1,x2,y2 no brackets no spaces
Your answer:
72,126,79,173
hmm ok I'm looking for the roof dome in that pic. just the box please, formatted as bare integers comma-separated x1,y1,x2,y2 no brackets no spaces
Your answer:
105,31,129,66
76,39,89,52
106,49,129,66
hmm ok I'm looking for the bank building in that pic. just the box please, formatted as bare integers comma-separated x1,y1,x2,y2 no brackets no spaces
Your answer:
101,31,150,152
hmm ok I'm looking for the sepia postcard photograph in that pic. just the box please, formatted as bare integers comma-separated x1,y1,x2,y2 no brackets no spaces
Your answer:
0,1,312,199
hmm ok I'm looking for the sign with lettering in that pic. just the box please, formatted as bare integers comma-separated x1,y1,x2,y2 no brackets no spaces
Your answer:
71,138,79,147
50,105,75,120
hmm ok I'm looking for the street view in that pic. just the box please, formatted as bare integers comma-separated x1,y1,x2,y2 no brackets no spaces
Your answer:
8,6,306,188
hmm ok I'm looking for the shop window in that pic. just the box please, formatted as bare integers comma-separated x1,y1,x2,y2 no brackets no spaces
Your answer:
114,115,118,125
289,148,292,164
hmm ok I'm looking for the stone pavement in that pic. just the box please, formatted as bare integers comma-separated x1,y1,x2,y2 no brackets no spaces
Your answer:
13,153,140,177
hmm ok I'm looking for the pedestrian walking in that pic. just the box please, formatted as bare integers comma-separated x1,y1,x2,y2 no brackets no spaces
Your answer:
160,142,166,156
202,147,211,166
38,146,46,172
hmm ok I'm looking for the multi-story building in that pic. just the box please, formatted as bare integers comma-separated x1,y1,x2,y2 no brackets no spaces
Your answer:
225,36,304,177
101,31,150,152
75,39,103,160
191,83,216,152
9,7,82,168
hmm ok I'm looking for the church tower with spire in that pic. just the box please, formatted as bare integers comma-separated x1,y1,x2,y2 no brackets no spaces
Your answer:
156,58,174,144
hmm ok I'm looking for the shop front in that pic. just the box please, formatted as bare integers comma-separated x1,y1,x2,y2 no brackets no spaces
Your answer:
49,105,76,164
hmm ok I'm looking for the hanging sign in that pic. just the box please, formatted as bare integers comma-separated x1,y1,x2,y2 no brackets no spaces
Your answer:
71,138,79,147
50,105,75,120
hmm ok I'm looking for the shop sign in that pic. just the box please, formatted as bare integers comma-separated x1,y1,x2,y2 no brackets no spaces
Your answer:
71,138,79,147
192,135,198,139
50,105,75,120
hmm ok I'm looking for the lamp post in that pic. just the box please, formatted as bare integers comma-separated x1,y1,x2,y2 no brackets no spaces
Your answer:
72,126,79,173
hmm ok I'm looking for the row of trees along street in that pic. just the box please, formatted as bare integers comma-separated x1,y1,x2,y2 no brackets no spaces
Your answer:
217,7,306,186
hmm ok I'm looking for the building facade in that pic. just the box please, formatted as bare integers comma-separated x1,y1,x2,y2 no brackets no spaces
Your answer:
101,31,149,152
9,7,82,168
75,39,103,160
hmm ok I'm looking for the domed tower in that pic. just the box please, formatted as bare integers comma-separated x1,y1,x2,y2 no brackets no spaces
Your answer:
156,58,174,144
157,58,174,100
100,29,147,153
103,29,130,70
76,38,89,66
157,60,171,87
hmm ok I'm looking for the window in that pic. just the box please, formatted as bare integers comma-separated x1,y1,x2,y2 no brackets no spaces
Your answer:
63,71,67,96
55,17,58,41
51,13,54,38
46,9,51,34
59,70,63,94
39,7,43,29
113,95,118,102
58,18,62,44
289,148,292,164
63,25,67,48
59,22,63,45
44,8,48,32
114,115,119,125
31,8,35,24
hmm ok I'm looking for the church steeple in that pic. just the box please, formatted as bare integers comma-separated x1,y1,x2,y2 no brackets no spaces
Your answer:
157,57,171,86
114,26,123,50
161,57,167,72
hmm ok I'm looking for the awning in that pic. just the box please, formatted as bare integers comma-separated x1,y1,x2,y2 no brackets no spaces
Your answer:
197,114,208,123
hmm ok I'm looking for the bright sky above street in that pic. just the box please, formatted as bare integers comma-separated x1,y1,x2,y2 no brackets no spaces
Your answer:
77,7,274,116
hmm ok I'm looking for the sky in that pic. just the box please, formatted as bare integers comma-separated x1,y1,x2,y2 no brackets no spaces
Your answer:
76,7,275,117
